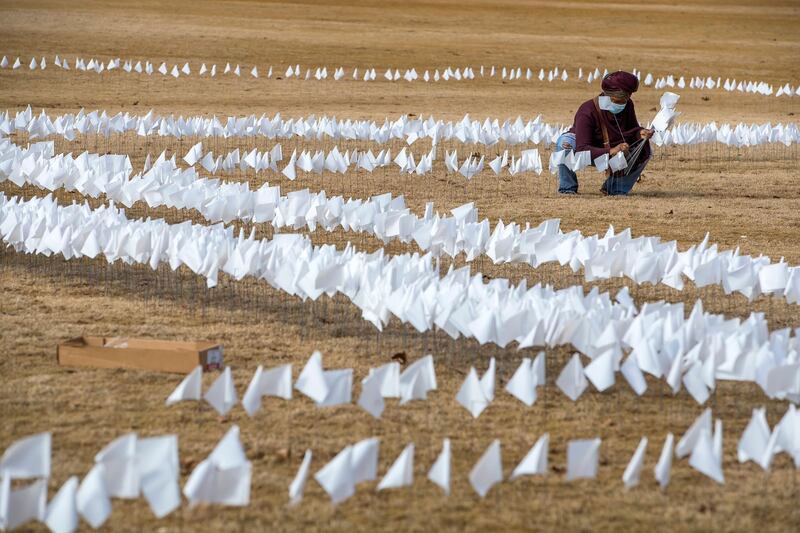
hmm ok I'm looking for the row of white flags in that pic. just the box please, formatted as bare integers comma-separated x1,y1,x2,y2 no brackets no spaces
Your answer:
1,192,800,403
2,404,798,530
3,54,797,98
178,139,540,179
162,347,772,420
179,141,540,179
5,105,798,148
3,138,800,309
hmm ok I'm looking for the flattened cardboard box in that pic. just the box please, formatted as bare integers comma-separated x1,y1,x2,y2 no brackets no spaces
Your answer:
57,336,223,373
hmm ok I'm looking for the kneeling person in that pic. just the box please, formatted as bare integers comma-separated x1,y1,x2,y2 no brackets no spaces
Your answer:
556,71,653,195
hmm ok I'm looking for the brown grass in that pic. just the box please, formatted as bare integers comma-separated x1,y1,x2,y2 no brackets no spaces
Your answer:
2,1,800,531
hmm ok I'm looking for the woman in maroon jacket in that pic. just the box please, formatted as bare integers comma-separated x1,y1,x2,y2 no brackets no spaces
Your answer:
556,71,654,195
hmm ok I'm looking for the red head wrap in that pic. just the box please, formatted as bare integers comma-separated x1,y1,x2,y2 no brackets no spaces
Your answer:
601,71,639,96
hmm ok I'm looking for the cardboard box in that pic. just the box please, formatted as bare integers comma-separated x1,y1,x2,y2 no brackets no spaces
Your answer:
57,336,223,373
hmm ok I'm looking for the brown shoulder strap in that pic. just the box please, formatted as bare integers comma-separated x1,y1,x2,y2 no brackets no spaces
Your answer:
592,97,611,149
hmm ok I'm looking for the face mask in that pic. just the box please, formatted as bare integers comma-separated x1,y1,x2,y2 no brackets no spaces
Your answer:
598,95,627,114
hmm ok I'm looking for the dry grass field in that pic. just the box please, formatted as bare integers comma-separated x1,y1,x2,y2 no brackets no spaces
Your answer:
1,1,800,531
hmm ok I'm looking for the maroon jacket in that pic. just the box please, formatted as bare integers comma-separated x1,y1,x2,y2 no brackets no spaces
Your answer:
568,97,650,164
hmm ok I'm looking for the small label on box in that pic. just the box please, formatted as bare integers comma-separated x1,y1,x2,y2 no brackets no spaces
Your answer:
205,347,224,370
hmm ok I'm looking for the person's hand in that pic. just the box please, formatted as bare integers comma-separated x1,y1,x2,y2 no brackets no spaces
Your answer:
609,143,629,156
640,128,654,140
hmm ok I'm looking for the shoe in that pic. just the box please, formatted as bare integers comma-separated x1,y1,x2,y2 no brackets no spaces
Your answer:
600,185,608,196
558,190,578,195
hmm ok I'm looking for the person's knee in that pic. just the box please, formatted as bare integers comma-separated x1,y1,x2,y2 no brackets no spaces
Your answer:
558,134,575,151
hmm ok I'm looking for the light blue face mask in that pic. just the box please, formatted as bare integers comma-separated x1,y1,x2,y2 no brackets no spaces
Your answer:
598,95,627,114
